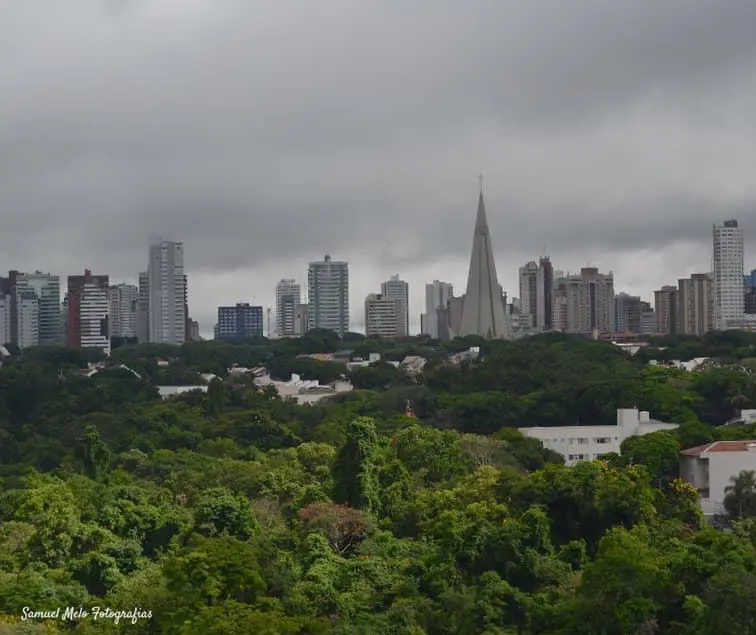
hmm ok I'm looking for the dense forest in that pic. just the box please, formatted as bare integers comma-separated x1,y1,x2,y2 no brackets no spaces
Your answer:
3,330,756,633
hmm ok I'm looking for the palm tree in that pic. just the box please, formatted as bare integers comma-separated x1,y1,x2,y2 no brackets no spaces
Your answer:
724,470,756,519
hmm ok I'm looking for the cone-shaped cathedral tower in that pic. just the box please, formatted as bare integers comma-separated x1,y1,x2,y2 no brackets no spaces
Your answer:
458,183,508,339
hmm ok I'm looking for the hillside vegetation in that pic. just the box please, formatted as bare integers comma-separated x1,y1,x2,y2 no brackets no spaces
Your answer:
2,331,756,633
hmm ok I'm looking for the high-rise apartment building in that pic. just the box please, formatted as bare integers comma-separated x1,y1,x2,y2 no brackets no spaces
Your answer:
678,274,713,336
67,270,110,354
380,275,409,336
712,220,744,330
654,286,678,335
148,240,186,344
0,295,10,346
275,279,301,337
519,260,554,331
16,292,39,349
640,301,655,335
108,283,138,339
365,293,407,339
15,272,61,345
421,280,454,339
136,272,149,343
216,303,263,340
307,255,349,336
554,268,614,334
294,303,309,336
613,292,643,334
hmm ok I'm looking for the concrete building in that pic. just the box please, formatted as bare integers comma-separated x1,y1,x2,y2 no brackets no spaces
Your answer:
640,301,655,335
0,295,10,346
148,240,186,345
654,285,678,335
216,303,263,340
680,440,756,517
14,272,61,345
459,188,508,339
554,268,614,334
275,279,301,337
521,408,678,466
712,219,744,330
108,283,138,339
613,292,643,334
16,292,39,349
678,274,713,336
307,255,349,336
293,303,309,336
421,280,453,339
364,293,407,339
519,259,553,331
380,275,409,336
67,270,110,354
136,272,149,343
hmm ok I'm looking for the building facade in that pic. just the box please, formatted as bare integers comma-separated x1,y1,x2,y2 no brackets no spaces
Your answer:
67,270,110,353
421,280,453,339
15,272,61,345
275,279,301,337
521,408,678,466
148,240,186,345
108,284,138,339
518,260,552,331
554,268,614,334
712,220,744,330
216,303,263,340
16,292,39,349
678,274,713,336
380,275,409,336
293,303,309,336
680,440,756,517
0,295,9,346
307,255,349,336
613,292,643,334
365,293,407,339
654,285,678,335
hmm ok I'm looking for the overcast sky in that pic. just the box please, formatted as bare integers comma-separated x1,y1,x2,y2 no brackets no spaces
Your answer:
3,0,756,335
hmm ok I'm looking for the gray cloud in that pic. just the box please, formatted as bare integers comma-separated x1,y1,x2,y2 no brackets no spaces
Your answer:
2,1,756,333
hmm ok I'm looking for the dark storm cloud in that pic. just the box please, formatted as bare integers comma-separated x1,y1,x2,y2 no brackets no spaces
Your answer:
2,0,756,317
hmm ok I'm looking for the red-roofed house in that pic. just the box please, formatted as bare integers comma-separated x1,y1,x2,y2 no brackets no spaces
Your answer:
680,440,756,517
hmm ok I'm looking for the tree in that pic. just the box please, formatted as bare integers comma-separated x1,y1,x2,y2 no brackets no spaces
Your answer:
298,501,369,556
332,416,382,512
724,470,756,519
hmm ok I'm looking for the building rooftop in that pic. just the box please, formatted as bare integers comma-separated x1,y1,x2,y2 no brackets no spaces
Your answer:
680,440,756,457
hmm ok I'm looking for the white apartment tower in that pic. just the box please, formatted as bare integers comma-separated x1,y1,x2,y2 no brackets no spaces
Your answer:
365,293,407,339
80,283,110,354
109,283,138,339
380,275,409,335
421,281,453,339
712,220,744,330
275,279,302,337
148,240,186,345
307,255,349,336
16,292,39,350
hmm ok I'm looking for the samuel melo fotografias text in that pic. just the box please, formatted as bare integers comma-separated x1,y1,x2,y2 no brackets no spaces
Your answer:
22,606,152,624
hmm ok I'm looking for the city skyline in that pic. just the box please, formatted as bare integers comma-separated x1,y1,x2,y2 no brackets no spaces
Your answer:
3,3,756,335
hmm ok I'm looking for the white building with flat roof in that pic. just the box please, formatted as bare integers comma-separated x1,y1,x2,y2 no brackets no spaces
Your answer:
521,408,678,466
680,440,756,517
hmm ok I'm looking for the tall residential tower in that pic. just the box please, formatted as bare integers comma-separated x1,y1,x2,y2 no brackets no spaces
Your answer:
148,240,186,344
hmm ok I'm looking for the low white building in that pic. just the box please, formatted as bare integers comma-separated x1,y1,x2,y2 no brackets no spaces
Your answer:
254,372,353,404
679,440,756,517
521,408,679,466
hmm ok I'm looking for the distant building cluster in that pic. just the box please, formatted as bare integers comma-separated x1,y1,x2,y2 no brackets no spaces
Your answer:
0,239,199,355
1,193,753,350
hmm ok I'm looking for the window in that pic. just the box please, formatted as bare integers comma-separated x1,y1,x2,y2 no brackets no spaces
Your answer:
577,438,589,445
594,437,611,444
